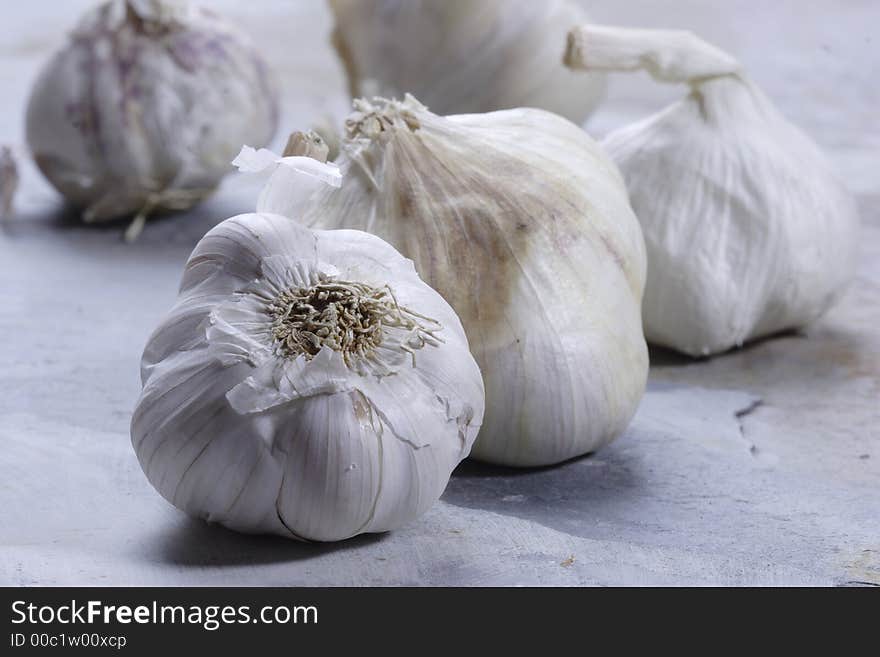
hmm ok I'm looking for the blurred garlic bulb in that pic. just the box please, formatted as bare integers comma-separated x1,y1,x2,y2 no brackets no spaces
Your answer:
26,0,278,239
247,95,648,467
329,0,606,124
132,210,483,541
566,25,859,356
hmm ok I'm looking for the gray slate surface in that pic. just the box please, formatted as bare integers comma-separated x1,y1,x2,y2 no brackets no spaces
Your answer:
1,0,877,586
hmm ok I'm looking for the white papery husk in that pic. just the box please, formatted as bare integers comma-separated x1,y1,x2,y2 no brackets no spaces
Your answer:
566,25,860,356
329,0,606,125
131,212,484,541
246,95,648,467
26,0,278,235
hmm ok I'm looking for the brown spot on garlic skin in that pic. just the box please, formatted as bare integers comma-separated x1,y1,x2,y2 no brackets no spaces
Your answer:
385,132,535,338
340,105,624,354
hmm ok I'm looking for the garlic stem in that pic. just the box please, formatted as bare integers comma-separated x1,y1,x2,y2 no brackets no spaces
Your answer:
565,25,741,84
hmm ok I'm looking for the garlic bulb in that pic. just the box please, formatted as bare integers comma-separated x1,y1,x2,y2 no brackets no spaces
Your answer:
566,25,859,356
0,146,17,220
132,210,484,541
26,0,278,239
329,0,606,124
249,95,648,467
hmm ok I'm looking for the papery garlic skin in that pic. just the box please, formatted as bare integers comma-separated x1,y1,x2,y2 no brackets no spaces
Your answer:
329,0,606,125
131,212,483,541
253,95,648,467
26,0,278,230
566,26,859,356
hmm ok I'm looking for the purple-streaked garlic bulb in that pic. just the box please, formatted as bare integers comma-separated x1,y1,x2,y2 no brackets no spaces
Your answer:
26,0,278,239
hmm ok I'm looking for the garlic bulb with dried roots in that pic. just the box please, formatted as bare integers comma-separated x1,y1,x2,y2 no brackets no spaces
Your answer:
329,0,606,124
245,95,648,467
132,211,483,541
566,25,859,356
26,0,278,239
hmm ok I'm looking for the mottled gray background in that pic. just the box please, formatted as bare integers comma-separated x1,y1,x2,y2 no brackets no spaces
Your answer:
1,1,877,585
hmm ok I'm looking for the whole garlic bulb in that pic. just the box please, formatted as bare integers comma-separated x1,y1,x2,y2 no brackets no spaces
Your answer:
566,25,859,356
26,0,278,239
249,95,648,467
329,0,606,124
132,211,484,541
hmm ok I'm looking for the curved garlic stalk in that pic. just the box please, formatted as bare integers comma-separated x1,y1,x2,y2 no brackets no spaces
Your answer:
247,95,649,467
329,0,606,125
26,0,278,238
565,25,740,83
566,25,859,356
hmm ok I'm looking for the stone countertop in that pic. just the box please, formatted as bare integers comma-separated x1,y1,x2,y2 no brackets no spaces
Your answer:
1,1,877,586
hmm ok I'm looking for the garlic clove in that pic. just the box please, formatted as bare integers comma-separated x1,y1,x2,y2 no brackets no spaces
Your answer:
565,25,859,356
268,392,385,541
